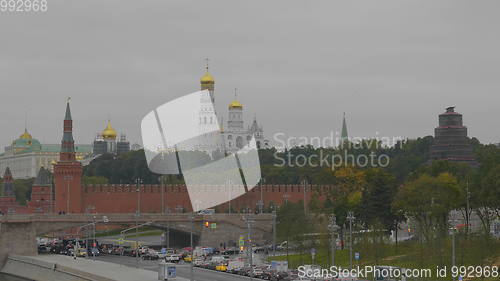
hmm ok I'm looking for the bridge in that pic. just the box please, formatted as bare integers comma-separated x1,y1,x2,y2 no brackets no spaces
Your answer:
0,213,273,266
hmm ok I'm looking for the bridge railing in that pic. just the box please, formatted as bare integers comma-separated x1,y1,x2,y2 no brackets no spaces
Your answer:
0,213,273,224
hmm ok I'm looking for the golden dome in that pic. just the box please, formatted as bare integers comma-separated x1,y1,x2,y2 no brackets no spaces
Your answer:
200,71,215,84
229,100,243,109
102,121,117,140
19,129,32,140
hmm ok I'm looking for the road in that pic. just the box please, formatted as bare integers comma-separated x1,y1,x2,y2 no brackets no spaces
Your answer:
94,255,256,281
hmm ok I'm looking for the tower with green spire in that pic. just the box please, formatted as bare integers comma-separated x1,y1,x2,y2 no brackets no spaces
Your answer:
341,112,348,143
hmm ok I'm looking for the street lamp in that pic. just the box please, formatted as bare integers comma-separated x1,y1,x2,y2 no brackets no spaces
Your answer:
190,213,194,281
244,215,255,281
272,209,277,257
449,218,457,281
328,214,340,268
135,178,143,216
75,216,109,261
120,221,151,268
347,211,355,269
259,178,266,214
159,176,165,214
135,178,143,268
302,179,307,214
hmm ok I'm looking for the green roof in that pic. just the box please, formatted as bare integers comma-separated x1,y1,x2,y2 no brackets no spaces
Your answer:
41,144,93,153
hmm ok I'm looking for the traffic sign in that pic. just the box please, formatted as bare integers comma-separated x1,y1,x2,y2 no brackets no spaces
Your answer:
210,223,217,229
355,252,360,260
238,235,245,246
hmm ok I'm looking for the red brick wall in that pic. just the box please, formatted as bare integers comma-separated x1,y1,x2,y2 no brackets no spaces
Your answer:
53,162,83,214
81,184,333,214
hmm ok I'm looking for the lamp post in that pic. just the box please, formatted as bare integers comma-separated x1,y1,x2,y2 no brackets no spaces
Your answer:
135,178,143,216
227,179,232,214
347,211,355,269
75,216,109,261
259,178,265,214
449,218,457,281
244,215,255,281
190,213,194,281
63,175,73,213
159,176,166,215
135,178,142,268
272,209,277,257
92,215,96,261
302,179,307,215
328,214,339,268
120,222,151,268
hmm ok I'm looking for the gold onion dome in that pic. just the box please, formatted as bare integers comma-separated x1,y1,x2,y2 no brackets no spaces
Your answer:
102,120,117,140
20,129,33,140
229,100,243,109
200,71,215,84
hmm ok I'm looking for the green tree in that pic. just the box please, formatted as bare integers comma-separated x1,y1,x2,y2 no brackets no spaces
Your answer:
360,168,399,233
393,173,460,242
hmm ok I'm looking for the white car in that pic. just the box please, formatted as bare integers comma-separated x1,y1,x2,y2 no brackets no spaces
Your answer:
165,254,181,263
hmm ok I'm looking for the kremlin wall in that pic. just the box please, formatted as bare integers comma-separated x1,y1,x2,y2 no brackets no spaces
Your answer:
80,183,329,214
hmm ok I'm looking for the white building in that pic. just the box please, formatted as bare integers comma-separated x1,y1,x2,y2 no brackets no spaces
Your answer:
0,129,92,179
199,65,269,152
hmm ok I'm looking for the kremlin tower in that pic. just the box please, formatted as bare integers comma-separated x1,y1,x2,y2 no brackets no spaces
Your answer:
0,167,17,214
53,100,83,214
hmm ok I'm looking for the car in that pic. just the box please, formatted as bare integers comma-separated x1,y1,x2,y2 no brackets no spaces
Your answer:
88,247,100,256
37,245,51,254
138,246,149,256
68,248,87,257
215,263,227,271
183,254,193,262
122,247,136,256
197,209,215,215
142,249,159,260
164,254,181,263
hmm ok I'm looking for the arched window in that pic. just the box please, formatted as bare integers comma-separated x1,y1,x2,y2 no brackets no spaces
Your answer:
236,136,243,149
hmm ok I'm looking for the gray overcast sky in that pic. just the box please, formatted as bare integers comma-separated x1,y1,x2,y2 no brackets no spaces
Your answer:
1,0,499,149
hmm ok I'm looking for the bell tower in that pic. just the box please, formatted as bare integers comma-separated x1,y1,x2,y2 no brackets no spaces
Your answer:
200,58,215,103
53,99,83,214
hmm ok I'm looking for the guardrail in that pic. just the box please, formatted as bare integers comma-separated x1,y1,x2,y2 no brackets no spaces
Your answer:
0,213,273,225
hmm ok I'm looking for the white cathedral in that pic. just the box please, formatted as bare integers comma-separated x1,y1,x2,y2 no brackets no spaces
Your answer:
199,65,269,152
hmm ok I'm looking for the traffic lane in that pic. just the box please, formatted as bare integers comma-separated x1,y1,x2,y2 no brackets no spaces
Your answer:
94,255,255,281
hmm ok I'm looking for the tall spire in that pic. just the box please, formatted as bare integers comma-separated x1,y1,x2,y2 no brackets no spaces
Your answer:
60,99,76,161
341,112,348,142
65,98,72,120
